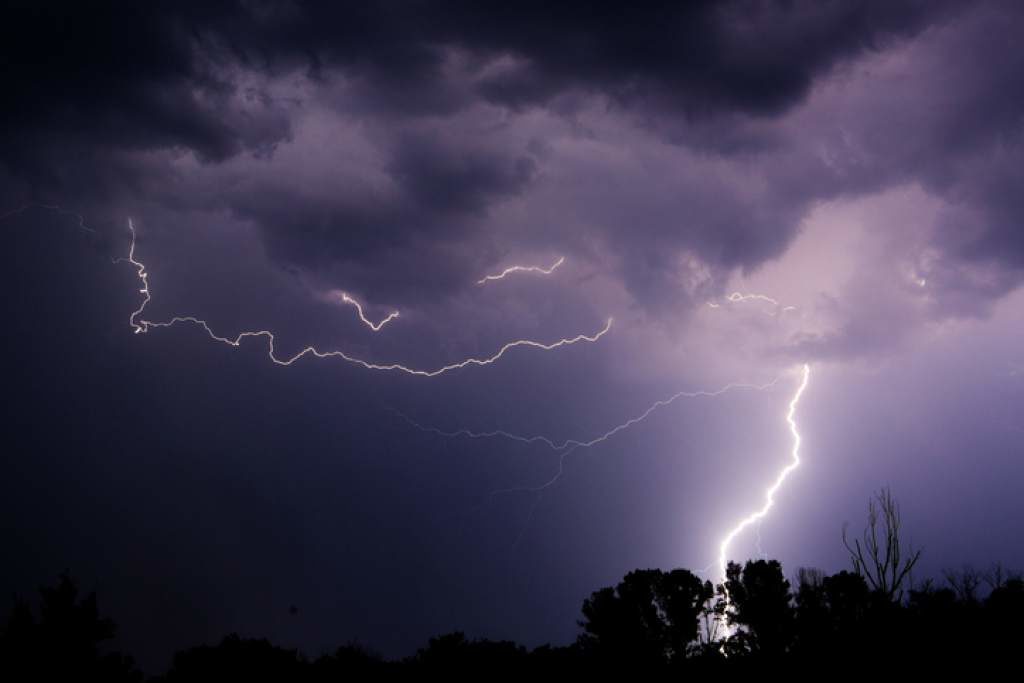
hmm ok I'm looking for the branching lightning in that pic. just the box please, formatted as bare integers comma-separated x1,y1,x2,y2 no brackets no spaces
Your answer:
399,378,780,454
477,256,565,285
397,376,780,493
336,291,400,331
717,364,810,580
11,206,820,576
120,220,609,377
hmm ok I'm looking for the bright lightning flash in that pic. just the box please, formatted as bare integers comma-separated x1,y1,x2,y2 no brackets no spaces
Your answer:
337,291,399,331
717,363,810,581
477,256,565,285
120,220,610,377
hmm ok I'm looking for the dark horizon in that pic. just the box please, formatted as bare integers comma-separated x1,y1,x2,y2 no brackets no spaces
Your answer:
7,536,1023,678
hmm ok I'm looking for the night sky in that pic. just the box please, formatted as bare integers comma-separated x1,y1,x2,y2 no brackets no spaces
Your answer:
2,1,1023,672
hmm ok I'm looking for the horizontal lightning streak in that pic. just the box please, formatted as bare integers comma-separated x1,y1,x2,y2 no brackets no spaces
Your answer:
400,378,780,453
398,376,780,493
121,220,610,377
707,291,796,314
477,256,565,285
1,203,96,233
727,291,781,306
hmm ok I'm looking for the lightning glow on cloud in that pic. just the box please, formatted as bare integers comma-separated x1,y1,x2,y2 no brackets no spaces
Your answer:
476,256,565,285
120,219,610,377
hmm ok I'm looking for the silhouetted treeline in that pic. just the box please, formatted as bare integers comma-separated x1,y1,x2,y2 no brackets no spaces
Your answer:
3,560,1022,680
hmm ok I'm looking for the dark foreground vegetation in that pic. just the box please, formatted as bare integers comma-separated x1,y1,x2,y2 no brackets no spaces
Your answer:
3,490,1022,679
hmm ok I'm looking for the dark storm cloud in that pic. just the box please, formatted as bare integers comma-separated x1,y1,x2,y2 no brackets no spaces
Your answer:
461,0,951,115
771,0,1024,358
0,3,294,168
2,0,1019,326
818,0,1024,276
218,129,538,300
388,133,536,215
579,0,1024,332
227,185,485,301
245,0,952,118
2,1,949,182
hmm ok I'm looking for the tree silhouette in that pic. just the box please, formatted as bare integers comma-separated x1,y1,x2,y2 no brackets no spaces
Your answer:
578,568,711,666
6,509,1023,674
722,559,793,657
842,487,921,602
411,632,531,673
985,576,1024,653
312,641,387,677
161,634,305,681
793,568,872,657
0,574,141,682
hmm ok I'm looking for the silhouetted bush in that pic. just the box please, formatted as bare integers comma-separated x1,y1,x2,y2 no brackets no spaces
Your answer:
159,634,306,682
0,574,142,682
577,567,712,668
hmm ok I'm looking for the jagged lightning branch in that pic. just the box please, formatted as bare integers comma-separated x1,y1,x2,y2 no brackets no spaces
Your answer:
1,203,96,234
717,364,810,581
726,292,783,306
399,377,780,454
336,291,399,331
707,291,796,314
120,219,610,377
397,376,780,493
3,205,394,333
477,256,565,285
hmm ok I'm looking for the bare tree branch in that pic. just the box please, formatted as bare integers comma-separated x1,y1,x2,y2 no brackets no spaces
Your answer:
843,487,921,602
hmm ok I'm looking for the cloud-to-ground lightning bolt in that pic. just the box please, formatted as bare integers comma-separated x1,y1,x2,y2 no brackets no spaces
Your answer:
120,219,610,376
717,364,810,581
397,376,780,492
336,291,400,331
476,256,565,285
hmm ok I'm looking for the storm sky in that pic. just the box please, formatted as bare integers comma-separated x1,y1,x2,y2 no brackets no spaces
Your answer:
2,0,1023,671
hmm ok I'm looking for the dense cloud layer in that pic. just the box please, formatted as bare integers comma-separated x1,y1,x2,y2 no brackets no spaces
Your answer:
5,1,1021,339
2,1,952,155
